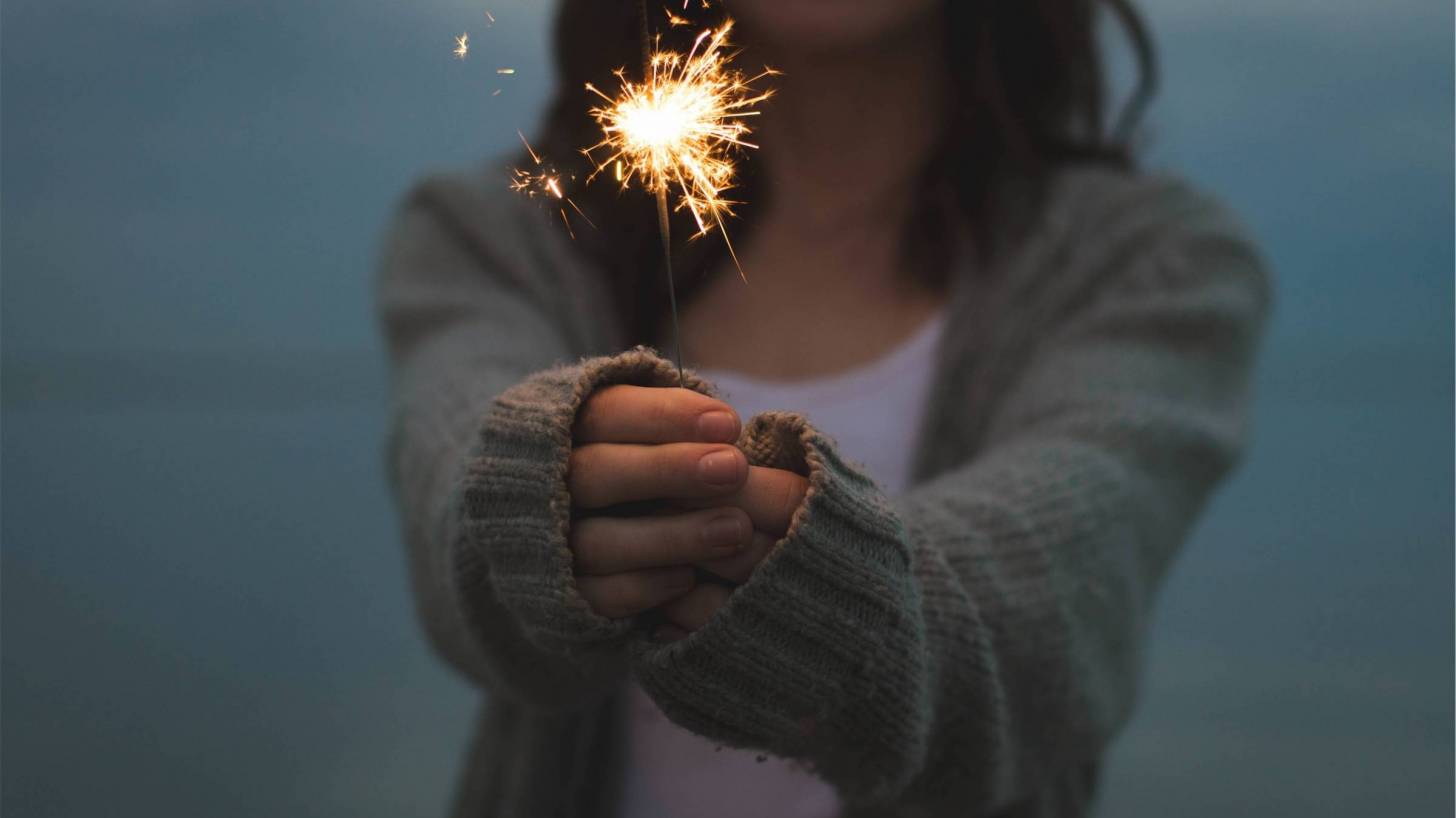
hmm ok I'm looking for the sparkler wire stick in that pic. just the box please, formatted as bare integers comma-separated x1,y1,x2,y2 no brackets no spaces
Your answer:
640,0,686,387
657,185,685,387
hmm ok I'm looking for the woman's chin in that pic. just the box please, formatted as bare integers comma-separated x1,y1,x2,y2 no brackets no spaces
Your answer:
726,0,940,55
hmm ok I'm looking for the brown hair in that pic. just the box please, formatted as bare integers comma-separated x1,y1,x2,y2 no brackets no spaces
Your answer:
529,1,1157,343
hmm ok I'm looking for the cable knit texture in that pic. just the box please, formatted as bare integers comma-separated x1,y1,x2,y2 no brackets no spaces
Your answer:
375,159,1271,818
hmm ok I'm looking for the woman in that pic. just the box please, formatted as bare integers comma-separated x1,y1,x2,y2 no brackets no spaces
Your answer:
376,0,1271,815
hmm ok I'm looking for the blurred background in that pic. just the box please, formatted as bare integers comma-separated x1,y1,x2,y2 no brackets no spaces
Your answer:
2,0,1451,815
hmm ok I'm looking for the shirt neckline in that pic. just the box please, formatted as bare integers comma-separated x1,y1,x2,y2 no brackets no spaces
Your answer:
697,308,948,406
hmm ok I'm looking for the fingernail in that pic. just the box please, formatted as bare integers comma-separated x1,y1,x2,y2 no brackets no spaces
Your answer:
697,449,742,486
702,513,746,554
696,410,738,442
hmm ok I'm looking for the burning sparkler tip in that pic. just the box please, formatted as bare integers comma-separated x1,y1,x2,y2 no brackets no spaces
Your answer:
583,16,771,244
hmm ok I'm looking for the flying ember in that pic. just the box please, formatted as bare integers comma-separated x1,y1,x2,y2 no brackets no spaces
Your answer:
510,131,594,239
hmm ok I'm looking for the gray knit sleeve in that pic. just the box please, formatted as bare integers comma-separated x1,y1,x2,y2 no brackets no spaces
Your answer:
628,186,1272,811
460,348,722,659
376,171,632,710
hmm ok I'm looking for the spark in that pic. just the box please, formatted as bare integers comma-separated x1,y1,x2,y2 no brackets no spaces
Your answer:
665,9,689,26
454,32,469,59
584,20,774,276
485,10,495,25
496,67,515,75
510,131,595,239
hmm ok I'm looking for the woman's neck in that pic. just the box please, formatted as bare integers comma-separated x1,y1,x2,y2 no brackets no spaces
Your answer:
676,23,951,378
748,24,949,238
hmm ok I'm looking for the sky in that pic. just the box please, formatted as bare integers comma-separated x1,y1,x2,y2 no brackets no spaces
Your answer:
2,1,1452,816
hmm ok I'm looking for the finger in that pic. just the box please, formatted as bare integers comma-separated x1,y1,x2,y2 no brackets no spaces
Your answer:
570,508,751,575
697,530,778,584
660,583,734,632
676,466,809,535
575,566,696,620
569,442,748,508
575,385,740,444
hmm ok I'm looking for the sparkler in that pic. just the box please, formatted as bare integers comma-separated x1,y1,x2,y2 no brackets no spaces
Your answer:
511,131,595,240
584,6,774,384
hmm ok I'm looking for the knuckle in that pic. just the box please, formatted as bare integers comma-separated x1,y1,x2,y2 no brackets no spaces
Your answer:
576,578,617,619
616,521,660,567
565,451,588,497
618,575,655,614
567,444,611,503
589,571,669,620
568,517,605,567
702,553,751,583
770,472,807,520
653,566,694,599
574,388,615,437
658,591,693,622
665,582,707,613
704,583,733,608
647,389,680,430
678,584,730,628
663,443,708,488
567,444,594,479
610,575,654,618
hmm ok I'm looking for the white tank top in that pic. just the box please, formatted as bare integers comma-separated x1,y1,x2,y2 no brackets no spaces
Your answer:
619,310,947,818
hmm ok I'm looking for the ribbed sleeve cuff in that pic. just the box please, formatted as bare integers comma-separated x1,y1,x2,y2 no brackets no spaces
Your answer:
629,411,931,803
459,347,718,658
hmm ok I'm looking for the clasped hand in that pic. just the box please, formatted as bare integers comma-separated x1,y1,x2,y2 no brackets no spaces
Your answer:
568,385,807,642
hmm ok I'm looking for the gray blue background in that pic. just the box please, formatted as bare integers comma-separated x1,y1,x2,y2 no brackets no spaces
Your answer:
3,1,1451,815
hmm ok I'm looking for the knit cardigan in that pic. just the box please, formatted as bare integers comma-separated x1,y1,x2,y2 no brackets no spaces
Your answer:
375,161,1271,818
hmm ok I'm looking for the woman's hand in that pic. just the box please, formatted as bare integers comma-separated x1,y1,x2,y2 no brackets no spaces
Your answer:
567,384,809,634
568,385,752,619
653,453,811,641
653,464,808,641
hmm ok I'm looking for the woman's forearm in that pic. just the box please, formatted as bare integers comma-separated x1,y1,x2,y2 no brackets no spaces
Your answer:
377,174,632,709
